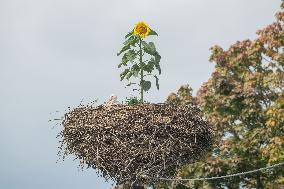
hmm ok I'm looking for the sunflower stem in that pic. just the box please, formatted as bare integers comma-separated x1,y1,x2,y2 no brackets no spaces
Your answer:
139,38,144,103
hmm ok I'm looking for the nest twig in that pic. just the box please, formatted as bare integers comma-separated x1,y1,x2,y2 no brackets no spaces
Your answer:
58,103,213,186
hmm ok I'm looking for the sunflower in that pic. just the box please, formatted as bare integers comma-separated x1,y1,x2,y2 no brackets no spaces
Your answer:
133,21,151,38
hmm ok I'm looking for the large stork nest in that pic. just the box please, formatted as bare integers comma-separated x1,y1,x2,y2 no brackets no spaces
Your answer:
58,103,213,186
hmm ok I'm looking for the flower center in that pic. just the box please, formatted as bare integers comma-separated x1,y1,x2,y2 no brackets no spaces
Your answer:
138,26,147,34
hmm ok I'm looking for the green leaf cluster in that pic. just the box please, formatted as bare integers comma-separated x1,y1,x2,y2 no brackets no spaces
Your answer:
117,27,161,102
124,96,142,105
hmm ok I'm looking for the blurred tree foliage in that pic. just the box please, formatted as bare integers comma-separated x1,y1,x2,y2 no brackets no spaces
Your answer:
164,2,284,189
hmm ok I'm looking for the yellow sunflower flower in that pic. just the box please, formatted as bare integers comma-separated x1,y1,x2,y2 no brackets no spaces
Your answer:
133,21,151,38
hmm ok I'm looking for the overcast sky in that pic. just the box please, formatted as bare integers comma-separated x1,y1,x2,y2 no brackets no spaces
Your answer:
0,0,281,188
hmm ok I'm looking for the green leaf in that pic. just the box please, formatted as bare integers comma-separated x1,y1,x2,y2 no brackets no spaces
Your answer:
142,41,157,56
120,69,129,81
141,80,151,91
125,96,140,105
156,64,161,74
139,62,146,69
143,60,155,73
117,45,130,56
141,41,161,74
132,64,140,71
125,50,137,62
154,75,159,90
154,54,161,74
125,30,133,39
131,64,140,77
118,52,130,68
124,35,138,47
147,57,161,74
118,62,124,68
126,82,136,86
155,53,161,63
149,29,158,36
126,71,133,80
148,58,156,66
117,36,138,56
